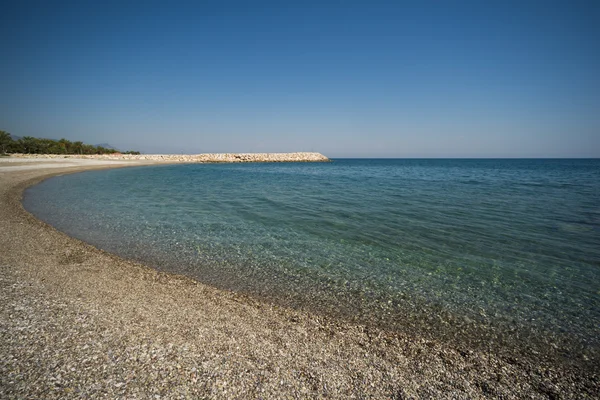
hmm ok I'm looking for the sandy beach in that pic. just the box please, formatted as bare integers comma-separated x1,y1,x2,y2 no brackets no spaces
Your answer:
0,158,597,399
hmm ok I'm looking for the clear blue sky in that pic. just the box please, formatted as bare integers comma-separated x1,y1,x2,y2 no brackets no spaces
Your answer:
1,1,598,157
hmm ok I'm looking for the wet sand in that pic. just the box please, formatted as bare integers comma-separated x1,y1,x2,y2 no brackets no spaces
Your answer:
0,159,597,398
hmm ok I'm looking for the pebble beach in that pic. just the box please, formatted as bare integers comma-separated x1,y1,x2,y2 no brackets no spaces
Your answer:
0,156,597,399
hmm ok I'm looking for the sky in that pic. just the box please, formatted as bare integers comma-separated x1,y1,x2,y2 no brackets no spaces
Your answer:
1,1,599,157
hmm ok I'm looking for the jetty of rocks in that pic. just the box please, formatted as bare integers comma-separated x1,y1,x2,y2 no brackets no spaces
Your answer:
8,152,330,163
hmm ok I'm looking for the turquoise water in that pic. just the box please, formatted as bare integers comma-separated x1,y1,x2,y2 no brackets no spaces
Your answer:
24,159,600,359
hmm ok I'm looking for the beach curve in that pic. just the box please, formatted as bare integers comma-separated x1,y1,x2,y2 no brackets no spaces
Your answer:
1,158,597,398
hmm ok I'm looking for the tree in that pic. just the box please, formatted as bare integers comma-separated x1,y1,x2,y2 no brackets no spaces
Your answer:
19,136,40,154
58,138,73,154
39,138,54,154
0,131,138,155
73,141,84,154
8,137,23,153
0,130,13,154
82,144,95,154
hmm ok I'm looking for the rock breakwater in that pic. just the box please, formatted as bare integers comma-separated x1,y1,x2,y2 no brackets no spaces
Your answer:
7,152,330,163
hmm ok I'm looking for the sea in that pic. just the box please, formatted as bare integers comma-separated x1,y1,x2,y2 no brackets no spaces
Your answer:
24,159,600,362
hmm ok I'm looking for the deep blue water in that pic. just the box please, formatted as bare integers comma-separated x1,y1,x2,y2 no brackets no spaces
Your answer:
24,159,600,356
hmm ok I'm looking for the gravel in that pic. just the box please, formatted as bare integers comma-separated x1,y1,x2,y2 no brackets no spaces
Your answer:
1,162,598,399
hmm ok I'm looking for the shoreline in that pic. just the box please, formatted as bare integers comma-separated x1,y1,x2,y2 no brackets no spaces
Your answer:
1,160,597,398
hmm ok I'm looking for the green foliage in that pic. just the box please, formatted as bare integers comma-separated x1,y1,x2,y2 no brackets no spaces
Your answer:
0,130,11,154
0,130,139,155
123,150,141,155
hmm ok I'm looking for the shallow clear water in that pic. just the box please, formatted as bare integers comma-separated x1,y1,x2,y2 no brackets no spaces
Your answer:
24,159,600,356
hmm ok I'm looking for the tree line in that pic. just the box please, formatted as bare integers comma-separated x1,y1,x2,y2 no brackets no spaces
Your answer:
0,131,140,155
